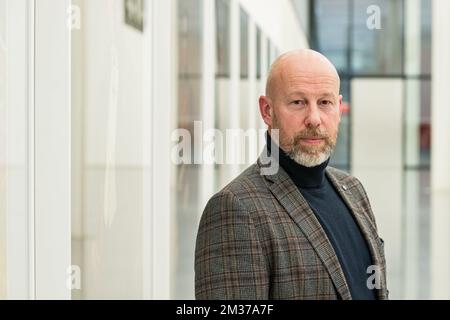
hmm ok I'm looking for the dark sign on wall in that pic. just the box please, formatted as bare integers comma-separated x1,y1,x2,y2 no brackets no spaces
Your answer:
124,0,144,32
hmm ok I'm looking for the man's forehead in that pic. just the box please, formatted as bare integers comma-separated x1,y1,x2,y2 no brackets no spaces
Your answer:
283,72,339,85
266,49,341,98
282,73,340,91
275,61,340,87
287,89,337,96
276,52,339,76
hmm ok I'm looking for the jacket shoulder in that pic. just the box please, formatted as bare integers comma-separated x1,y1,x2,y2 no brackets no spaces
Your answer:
219,164,270,198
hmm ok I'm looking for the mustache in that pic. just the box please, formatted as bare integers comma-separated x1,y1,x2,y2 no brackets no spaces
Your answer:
294,128,330,139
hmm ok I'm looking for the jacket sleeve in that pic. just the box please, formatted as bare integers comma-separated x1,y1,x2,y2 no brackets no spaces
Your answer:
194,190,269,299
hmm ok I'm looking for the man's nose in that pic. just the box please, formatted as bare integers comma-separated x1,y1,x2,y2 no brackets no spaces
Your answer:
304,105,321,127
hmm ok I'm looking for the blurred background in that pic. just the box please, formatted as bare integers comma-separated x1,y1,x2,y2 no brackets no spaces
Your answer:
1,0,450,300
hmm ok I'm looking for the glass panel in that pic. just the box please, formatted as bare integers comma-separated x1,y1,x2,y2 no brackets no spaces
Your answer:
420,0,431,75
256,27,261,80
310,0,433,299
216,0,230,77
419,80,431,166
71,0,149,299
215,0,231,190
267,40,272,70
405,80,431,168
173,0,203,299
313,0,350,73
239,7,249,129
351,0,404,75
404,0,421,76
329,79,350,169
405,0,431,76
239,8,249,170
240,7,249,79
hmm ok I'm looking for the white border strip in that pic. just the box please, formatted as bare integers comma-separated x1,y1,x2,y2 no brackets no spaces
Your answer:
142,0,154,300
28,0,36,300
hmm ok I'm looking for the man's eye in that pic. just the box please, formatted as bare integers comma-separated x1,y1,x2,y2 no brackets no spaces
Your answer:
321,100,332,106
293,100,304,105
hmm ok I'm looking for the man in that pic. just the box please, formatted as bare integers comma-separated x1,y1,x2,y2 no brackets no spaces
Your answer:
194,49,388,300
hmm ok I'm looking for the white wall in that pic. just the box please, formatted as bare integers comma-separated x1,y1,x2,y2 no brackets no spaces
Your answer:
239,0,308,52
351,78,404,299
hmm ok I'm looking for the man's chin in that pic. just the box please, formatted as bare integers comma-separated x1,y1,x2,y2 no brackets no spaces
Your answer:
288,150,331,167
294,143,329,155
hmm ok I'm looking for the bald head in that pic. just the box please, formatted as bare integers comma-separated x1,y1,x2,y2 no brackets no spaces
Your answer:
265,49,340,100
258,49,342,167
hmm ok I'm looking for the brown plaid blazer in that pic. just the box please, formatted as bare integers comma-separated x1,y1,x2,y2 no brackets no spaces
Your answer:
195,148,388,300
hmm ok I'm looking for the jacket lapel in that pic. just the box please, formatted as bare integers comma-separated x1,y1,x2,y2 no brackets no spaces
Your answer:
257,150,352,300
326,169,386,300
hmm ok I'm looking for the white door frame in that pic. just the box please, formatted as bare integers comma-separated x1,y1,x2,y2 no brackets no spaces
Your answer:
34,0,72,299
146,0,173,299
4,0,35,299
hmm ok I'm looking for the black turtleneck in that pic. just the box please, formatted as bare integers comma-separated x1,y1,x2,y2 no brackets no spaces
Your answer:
267,133,377,300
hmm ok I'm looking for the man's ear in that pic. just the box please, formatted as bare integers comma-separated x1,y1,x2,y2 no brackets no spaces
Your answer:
259,96,273,127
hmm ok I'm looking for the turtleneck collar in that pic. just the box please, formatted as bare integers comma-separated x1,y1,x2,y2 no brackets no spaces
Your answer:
266,132,330,189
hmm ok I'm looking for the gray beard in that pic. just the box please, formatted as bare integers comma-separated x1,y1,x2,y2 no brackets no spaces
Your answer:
285,144,334,167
